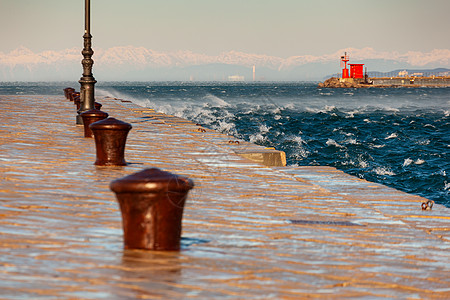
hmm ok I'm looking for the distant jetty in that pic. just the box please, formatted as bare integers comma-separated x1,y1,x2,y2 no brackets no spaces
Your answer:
318,76,450,88
318,52,450,88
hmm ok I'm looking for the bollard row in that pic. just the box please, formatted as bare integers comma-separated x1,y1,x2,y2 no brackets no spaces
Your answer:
64,88,131,166
64,89,194,252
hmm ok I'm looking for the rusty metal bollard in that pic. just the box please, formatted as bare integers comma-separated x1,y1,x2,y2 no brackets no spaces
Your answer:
80,109,109,138
74,94,81,110
64,88,75,99
110,168,194,251
89,117,132,166
94,102,102,110
69,91,80,102
67,90,74,101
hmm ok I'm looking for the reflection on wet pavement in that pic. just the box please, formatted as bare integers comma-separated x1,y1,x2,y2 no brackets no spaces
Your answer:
0,95,449,299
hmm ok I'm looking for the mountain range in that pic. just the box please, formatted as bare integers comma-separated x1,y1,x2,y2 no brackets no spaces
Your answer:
1,46,449,81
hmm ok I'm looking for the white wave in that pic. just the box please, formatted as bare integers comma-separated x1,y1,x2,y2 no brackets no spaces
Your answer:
96,88,150,108
221,109,236,120
444,182,450,191
293,136,305,145
292,145,308,159
326,139,344,148
403,158,413,167
202,94,229,107
359,160,369,168
285,103,295,109
372,144,385,148
274,114,282,120
217,120,236,135
379,106,400,113
345,138,359,145
249,133,266,143
295,148,309,159
305,107,318,113
273,130,284,138
193,107,217,125
242,108,255,115
415,159,425,165
416,139,430,145
403,158,425,167
173,111,184,118
385,132,398,140
324,105,337,112
259,124,271,134
340,160,351,166
271,107,282,114
374,167,395,176
354,154,369,168
284,135,309,159
346,110,359,118
305,105,336,114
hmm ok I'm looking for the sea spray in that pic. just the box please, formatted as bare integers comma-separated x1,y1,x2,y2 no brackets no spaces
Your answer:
3,82,448,206
98,83,450,206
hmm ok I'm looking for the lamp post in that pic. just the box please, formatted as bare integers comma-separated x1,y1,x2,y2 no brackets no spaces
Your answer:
77,0,97,124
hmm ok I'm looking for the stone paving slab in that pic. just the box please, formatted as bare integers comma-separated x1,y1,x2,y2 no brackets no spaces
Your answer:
0,95,449,299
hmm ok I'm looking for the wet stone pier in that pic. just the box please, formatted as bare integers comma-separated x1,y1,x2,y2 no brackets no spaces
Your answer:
0,95,449,299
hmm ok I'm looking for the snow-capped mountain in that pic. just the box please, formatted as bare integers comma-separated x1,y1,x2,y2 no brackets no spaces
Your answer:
1,46,449,81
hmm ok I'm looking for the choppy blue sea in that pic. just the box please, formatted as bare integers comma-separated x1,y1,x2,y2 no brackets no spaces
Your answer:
2,81,449,207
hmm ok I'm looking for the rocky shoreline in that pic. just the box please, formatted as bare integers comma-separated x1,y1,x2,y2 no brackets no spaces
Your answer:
317,77,371,88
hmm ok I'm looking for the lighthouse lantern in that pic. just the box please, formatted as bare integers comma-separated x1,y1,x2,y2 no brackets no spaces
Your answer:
341,52,350,79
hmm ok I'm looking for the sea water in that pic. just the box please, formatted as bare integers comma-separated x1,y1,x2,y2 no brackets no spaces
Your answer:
2,81,449,207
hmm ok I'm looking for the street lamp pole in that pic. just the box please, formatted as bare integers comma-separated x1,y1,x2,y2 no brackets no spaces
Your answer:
77,0,97,124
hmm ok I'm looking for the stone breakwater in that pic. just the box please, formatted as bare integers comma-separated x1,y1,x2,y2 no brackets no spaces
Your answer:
318,77,370,88
318,76,450,88
0,94,449,299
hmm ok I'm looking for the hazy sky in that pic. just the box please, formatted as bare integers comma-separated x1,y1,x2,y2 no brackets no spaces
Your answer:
1,0,449,57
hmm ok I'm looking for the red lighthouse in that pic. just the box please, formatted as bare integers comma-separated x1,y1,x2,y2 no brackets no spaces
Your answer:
341,52,350,78
340,52,364,79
